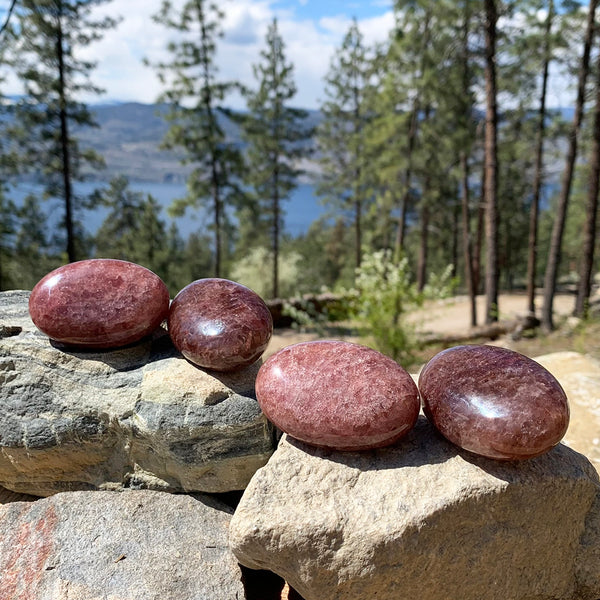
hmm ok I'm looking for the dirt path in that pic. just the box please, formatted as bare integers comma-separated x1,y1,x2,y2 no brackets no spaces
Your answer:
267,292,579,357
407,292,577,336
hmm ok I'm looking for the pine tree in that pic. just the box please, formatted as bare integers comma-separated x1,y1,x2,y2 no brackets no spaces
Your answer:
9,0,117,263
541,0,598,331
0,193,16,290
317,18,373,270
240,18,311,299
14,195,59,288
483,0,500,324
149,0,244,278
525,0,555,316
574,27,600,318
94,176,148,260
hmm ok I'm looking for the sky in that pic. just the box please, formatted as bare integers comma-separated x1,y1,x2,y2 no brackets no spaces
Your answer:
7,0,395,110
1,0,575,110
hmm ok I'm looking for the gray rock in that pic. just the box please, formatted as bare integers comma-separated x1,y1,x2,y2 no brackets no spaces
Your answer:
0,489,245,599
230,418,600,600
0,291,274,496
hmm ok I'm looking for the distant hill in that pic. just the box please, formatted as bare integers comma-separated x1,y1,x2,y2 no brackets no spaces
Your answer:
78,102,322,184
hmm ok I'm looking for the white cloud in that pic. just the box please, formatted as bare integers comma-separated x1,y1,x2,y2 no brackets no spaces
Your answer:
4,0,394,109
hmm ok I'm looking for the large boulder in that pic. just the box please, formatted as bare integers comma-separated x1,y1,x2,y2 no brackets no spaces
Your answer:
0,290,275,496
535,351,600,473
0,489,245,599
230,417,600,600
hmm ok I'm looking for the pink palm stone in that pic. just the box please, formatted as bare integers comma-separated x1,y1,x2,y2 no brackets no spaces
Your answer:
167,278,273,372
256,340,420,451
418,345,570,460
29,259,170,349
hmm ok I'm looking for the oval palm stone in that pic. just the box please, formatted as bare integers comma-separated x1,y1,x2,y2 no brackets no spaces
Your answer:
167,278,273,372
256,340,420,451
29,259,170,349
419,345,570,460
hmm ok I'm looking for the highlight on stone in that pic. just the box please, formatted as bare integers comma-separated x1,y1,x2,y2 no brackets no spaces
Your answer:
28,259,170,349
256,340,420,451
418,344,570,460
167,278,273,372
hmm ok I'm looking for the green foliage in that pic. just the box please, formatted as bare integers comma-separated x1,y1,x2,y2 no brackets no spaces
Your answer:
349,249,454,366
92,176,213,295
288,217,356,293
12,195,61,289
229,246,301,299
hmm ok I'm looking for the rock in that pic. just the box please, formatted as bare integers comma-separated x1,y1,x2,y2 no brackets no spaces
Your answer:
0,489,245,599
0,290,274,496
168,278,273,372
256,341,419,450
534,351,600,474
229,417,600,600
29,259,170,349
419,345,569,459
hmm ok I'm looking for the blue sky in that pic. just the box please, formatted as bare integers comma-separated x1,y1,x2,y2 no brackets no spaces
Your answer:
1,0,396,109
288,0,393,22
2,0,574,109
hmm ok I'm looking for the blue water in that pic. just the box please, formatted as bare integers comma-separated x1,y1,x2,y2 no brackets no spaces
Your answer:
6,179,328,240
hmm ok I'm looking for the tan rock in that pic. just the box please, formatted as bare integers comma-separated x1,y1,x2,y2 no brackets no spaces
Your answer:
534,351,600,473
230,418,600,600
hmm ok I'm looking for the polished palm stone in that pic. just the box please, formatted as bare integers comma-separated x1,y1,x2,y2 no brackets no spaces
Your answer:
419,345,570,460
29,259,170,349
167,278,273,372
256,340,420,451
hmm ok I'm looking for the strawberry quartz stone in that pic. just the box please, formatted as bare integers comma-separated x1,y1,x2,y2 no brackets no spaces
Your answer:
29,259,170,349
256,340,420,451
167,278,273,372
419,345,570,460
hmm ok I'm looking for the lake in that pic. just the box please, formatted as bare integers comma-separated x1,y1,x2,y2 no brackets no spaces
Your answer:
7,179,329,240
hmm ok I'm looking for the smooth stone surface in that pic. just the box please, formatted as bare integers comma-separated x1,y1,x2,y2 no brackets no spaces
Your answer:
256,340,420,450
534,351,600,473
0,291,274,496
0,490,245,599
419,344,570,460
230,422,600,600
29,259,170,349
168,278,273,372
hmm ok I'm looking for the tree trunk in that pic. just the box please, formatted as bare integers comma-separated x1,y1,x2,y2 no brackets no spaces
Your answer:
199,2,221,278
473,159,486,295
459,1,476,327
451,202,459,280
574,31,600,317
483,0,499,324
394,104,418,259
526,1,553,316
417,198,429,292
355,196,362,269
272,160,280,299
541,0,597,331
461,151,477,327
56,11,75,263
210,153,221,278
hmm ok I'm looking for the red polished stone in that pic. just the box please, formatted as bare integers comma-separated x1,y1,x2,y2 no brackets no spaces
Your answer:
167,278,273,372
419,345,570,460
256,340,420,451
29,259,170,349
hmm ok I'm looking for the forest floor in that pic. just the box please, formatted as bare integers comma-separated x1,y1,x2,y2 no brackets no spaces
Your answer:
266,291,600,369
